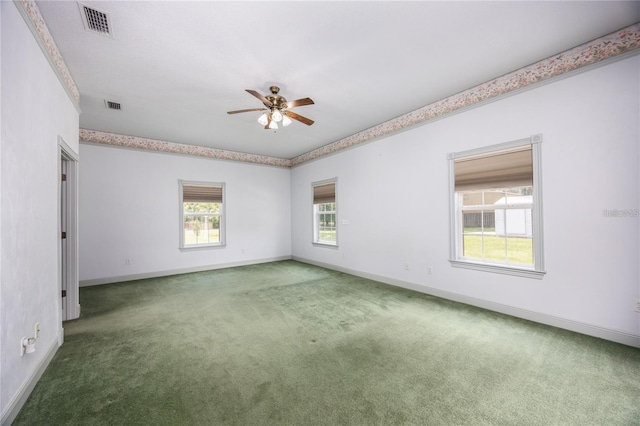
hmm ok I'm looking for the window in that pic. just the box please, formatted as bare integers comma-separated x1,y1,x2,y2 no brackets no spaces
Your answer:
313,179,337,246
449,135,545,278
179,181,225,249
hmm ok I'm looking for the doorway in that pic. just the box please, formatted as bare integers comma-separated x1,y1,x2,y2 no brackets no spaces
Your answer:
59,137,79,321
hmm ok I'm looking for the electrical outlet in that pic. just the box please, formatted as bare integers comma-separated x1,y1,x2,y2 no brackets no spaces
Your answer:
635,299,640,312
21,337,36,356
427,266,433,275
34,322,40,339
404,263,410,271
125,259,131,265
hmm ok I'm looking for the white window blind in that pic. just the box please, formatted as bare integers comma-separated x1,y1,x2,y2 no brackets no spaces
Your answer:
182,184,223,203
454,145,532,191
313,182,335,204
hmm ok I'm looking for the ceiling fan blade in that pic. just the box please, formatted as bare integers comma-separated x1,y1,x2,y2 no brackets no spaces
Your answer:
286,97,314,108
284,110,314,126
246,89,273,107
227,108,267,114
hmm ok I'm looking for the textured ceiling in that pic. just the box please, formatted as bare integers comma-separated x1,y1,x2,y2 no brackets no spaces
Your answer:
36,1,640,160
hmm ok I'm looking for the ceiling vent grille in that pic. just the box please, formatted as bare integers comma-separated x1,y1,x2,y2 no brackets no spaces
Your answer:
105,100,121,110
79,3,113,37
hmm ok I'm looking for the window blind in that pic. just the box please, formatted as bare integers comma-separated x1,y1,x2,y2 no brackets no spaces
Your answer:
454,145,532,191
313,182,335,204
182,184,223,203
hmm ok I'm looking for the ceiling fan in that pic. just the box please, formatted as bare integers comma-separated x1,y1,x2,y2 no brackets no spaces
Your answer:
227,86,314,130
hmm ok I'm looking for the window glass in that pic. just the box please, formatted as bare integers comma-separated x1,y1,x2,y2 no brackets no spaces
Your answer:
316,202,336,243
459,187,533,266
183,202,221,245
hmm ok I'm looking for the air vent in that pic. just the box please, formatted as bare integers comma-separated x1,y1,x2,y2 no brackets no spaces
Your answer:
105,100,121,110
79,3,113,37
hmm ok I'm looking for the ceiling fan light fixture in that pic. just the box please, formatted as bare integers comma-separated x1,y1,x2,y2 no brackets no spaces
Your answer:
271,109,283,123
227,86,314,129
257,112,269,126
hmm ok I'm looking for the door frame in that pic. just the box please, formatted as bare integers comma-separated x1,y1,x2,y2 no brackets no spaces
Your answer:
58,136,79,321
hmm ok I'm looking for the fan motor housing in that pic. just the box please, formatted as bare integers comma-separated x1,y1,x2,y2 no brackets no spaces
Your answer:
266,86,287,109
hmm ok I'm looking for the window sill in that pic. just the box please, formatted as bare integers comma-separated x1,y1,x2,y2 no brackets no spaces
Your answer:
312,242,338,249
180,243,226,252
449,259,545,279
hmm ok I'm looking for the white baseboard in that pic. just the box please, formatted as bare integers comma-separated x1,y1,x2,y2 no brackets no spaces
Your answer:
80,256,292,287
292,256,640,348
1,331,61,426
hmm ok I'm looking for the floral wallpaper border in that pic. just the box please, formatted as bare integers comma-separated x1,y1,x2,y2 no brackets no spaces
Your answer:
17,0,80,106
22,0,639,168
79,129,292,168
289,22,640,166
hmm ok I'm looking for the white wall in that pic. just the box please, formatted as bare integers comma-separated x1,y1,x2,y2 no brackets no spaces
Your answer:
1,1,79,421
79,144,291,284
291,55,640,344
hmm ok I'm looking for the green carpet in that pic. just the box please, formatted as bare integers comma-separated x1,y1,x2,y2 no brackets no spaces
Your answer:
14,260,640,425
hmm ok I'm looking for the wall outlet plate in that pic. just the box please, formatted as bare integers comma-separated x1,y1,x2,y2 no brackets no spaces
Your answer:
635,299,640,313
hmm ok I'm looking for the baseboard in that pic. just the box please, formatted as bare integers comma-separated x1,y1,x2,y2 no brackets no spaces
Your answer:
292,256,640,348
1,331,61,426
80,256,293,287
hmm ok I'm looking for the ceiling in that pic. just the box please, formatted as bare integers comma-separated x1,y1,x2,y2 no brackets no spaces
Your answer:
36,1,640,160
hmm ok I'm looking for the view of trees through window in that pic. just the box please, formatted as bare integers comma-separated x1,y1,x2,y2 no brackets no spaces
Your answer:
317,202,336,243
183,202,221,245
460,186,533,265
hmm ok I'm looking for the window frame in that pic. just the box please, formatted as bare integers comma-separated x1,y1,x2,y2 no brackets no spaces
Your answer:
448,135,545,279
179,180,226,250
312,178,338,247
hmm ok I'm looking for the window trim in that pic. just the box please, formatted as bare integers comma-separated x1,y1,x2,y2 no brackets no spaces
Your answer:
448,135,545,279
312,178,338,247
179,180,226,250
